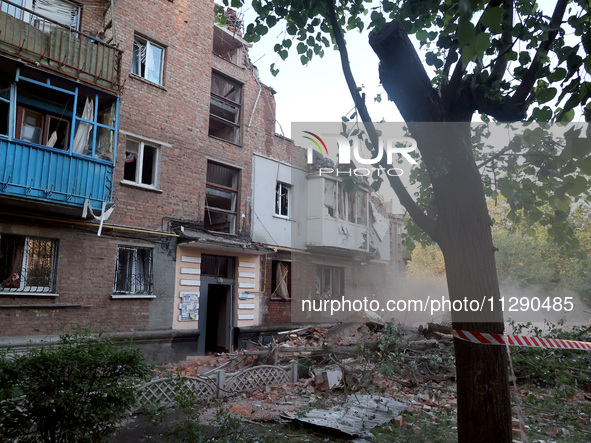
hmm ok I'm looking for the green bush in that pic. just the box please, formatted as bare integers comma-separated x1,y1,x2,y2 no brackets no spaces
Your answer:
0,330,149,442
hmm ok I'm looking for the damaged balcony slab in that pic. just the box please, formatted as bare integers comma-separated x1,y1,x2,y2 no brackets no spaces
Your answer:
177,227,275,255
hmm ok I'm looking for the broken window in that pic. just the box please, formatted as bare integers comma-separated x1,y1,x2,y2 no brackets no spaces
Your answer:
201,254,235,279
123,138,160,188
132,35,165,85
3,0,80,31
0,234,58,293
113,246,153,295
347,190,356,223
209,72,241,144
14,76,75,151
212,25,243,64
0,78,9,136
204,161,239,234
271,261,291,300
275,182,290,217
316,265,343,298
357,192,368,226
324,180,336,218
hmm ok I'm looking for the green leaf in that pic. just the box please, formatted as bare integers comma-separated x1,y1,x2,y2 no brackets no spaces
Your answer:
557,108,575,123
270,63,279,77
553,197,570,213
296,42,306,54
416,30,428,42
472,33,491,59
300,55,308,65
457,19,475,47
578,156,591,175
481,6,504,33
266,15,277,27
536,87,557,104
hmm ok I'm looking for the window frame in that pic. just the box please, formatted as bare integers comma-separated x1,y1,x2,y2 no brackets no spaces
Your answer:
275,182,290,218
208,71,242,145
132,35,165,86
204,161,240,234
316,265,344,298
0,234,59,295
121,137,161,190
113,245,154,297
271,260,291,300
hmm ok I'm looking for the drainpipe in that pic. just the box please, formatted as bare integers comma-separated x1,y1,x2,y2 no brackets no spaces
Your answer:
247,73,262,132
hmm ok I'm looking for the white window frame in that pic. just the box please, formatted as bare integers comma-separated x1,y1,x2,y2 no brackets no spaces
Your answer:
113,246,154,297
121,137,161,190
132,35,165,85
275,182,290,218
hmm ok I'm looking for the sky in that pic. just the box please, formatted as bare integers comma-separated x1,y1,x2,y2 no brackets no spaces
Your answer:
239,5,404,138
235,0,577,214
238,4,410,213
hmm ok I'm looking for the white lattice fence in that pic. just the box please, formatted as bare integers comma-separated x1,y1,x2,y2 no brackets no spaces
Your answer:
225,365,292,393
138,376,216,407
138,361,298,407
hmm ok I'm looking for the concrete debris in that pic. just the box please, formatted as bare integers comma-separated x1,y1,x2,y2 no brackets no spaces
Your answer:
314,365,343,391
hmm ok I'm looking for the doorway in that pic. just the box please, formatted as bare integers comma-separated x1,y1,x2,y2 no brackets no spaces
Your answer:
197,254,236,355
204,283,232,353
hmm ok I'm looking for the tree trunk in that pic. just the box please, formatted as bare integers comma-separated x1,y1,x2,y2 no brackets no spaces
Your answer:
369,22,513,442
421,124,512,442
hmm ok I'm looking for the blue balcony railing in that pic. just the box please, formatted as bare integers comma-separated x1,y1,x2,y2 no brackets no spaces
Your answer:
0,138,114,211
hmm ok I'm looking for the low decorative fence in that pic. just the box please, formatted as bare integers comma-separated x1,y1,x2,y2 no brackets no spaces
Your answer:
138,362,298,407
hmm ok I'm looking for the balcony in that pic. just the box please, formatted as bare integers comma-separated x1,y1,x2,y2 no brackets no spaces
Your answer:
306,175,371,253
0,66,118,213
0,138,114,211
0,0,121,92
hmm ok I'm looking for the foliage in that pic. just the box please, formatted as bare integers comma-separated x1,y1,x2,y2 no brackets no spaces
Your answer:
241,0,590,122
407,243,446,278
510,320,591,396
0,330,149,443
141,372,248,443
373,409,457,443
361,322,454,383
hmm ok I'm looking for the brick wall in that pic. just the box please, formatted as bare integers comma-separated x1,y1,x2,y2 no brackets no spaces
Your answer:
261,252,292,325
0,216,173,336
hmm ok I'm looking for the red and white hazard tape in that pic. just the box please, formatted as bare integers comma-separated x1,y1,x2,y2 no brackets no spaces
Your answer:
453,329,591,350
452,329,591,443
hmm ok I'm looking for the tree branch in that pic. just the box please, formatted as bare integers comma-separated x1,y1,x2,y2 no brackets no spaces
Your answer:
369,20,443,122
508,0,568,112
326,1,437,239
491,0,514,79
476,144,514,168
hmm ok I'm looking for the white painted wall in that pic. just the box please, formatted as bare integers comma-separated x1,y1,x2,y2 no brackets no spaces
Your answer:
251,154,307,249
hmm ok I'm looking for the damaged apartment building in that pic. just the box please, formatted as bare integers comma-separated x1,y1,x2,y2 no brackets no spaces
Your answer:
0,0,395,362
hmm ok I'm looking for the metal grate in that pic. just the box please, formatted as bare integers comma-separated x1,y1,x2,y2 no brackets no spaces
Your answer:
0,234,58,293
113,246,153,295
